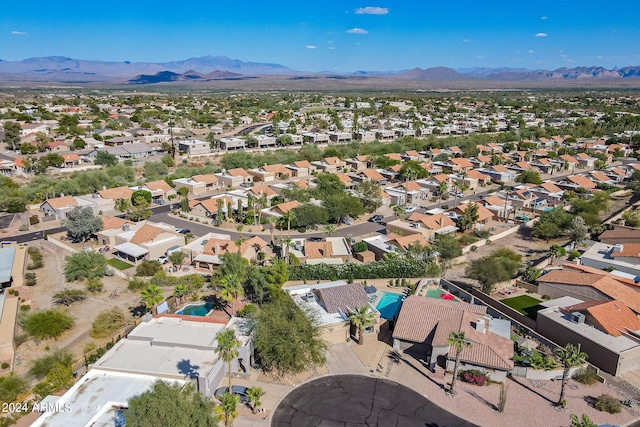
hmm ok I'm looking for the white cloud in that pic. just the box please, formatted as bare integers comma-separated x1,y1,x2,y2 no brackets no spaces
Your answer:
355,6,389,15
528,50,535,54
306,45,317,49
11,31,27,35
541,16,547,20
346,28,369,34
329,46,336,50
535,32,548,37
462,39,469,43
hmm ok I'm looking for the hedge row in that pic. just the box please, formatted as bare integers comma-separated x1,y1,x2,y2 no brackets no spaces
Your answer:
289,257,440,281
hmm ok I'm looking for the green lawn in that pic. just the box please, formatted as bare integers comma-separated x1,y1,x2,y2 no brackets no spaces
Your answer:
107,258,134,271
500,295,543,319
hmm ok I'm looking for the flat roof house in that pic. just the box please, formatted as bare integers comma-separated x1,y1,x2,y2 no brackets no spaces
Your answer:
178,139,210,155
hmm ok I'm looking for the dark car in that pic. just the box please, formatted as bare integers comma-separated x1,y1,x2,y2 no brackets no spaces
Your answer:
214,385,250,404
369,215,384,223
178,228,191,234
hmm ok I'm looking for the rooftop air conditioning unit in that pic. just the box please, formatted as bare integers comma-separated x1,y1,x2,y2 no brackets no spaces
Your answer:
570,312,585,324
122,225,130,231
304,292,315,302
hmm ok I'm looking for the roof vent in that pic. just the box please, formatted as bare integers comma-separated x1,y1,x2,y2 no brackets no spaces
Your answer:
612,244,623,253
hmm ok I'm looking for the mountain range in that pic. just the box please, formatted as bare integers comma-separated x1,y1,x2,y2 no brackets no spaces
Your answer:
0,55,639,85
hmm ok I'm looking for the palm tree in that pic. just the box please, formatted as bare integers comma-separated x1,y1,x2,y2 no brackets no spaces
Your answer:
265,216,278,246
554,343,588,407
140,285,163,312
247,386,266,414
216,329,240,390
349,305,376,345
281,210,296,239
215,391,240,427
236,224,244,240
323,224,337,237
219,274,244,316
392,205,405,219
447,331,471,396
173,284,190,301
282,237,294,264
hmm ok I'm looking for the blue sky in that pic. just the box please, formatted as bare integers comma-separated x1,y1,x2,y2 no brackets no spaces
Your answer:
1,1,639,72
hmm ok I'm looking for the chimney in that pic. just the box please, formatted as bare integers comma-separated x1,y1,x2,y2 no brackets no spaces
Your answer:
215,242,220,254
475,318,485,334
612,244,623,253
103,185,107,191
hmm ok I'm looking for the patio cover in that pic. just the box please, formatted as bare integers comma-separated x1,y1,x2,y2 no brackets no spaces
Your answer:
435,226,459,235
0,246,16,284
193,253,222,265
517,337,539,350
114,242,149,258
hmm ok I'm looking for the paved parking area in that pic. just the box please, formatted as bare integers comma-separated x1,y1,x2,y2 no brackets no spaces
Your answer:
271,374,478,427
0,213,14,230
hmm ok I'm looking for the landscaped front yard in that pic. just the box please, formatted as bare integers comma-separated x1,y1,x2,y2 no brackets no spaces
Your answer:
501,295,543,319
107,258,134,270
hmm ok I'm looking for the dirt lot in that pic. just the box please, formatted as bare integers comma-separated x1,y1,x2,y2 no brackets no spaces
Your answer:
12,240,144,378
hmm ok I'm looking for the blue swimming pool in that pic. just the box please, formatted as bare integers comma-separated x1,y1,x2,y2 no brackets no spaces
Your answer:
177,302,213,316
375,292,404,320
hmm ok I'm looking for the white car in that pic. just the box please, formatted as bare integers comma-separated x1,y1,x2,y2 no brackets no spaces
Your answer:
404,206,417,213
153,256,168,264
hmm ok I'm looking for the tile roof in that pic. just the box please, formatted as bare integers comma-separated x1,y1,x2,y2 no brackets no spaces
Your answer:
293,180,310,188
400,181,423,191
227,168,249,178
566,300,640,337
404,150,420,157
450,158,473,168
203,238,239,256
44,195,78,210
249,185,276,198
62,153,80,162
262,164,290,175
387,233,428,250
98,186,133,201
408,212,456,230
315,283,368,314
466,170,490,181
273,200,300,214
560,154,579,164
482,195,506,207
129,224,168,245
304,241,334,259
567,175,596,188
611,243,640,258
101,216,130,231
360,169,385,181
145,180,172,193
384,153,403,161
192,174,218,184
293,160,312,168
599,226,640,242
453,202,493,222
540,182,563,193
335,173,353,184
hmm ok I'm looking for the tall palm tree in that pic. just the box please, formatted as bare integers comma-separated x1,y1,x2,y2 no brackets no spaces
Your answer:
447,331,471,396
236,224,244,240
282,237,294,264
323,224,337,237
554,343,588,407
265,216,278,246
140,285,163,312
216,329,240,390
281,210,296,239
393,204,405,219
215,391,240,427
247,386,266,414
219,274,244,316
349,305,376,345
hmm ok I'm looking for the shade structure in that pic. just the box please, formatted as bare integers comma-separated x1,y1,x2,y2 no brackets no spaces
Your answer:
440,293,455,300
517,337,539,350
364,286,377,294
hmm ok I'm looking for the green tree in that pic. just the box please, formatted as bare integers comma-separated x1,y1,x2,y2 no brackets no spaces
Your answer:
29,350,73,379
64,251,107,281
219,274,244,316
71,137,86,150
253,296,327,375
94,151,118,166
281,210,296,239
140,285,164,311
267,257,289,286
348,305,376,345
550,244,567,259
129,196,152,222
570,216,588,246
515,170,543,184
46,152,64,167
125,381,218,427
465,248,522,293
216,329,240,390
169,250,185,267
217,252,249,282
143,161,169,178
20,309,74,340
433,233,462,276
399,160,429,181
173,284,190,300
448,331,471,396
247,386,266,414
323,224,337,237
64,206,104,243
622,210,640,227
554,343,588,407
215,392,240,427
131,189,153,205
354,180,383,213
324,193,364,223
291,203,329,228
458,202,479,231
161,154,175,167
533,221,560,242
3,121,21,150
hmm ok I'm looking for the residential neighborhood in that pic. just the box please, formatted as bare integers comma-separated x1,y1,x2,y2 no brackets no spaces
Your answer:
1,90,640,426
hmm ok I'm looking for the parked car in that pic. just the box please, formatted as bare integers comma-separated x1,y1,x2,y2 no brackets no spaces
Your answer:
341,217,354,225
214,386,250,404
369,215,384,223
153,256,168,264
178,228,191,235
404,206,417,213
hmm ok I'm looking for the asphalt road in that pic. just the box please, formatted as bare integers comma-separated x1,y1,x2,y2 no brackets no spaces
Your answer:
271,374,478,427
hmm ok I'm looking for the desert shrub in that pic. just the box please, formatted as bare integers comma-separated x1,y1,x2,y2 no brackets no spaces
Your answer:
574,368,599,385
0,374,27,403
594,394,622,414
135,260,162,277
568,250,581,261
20,309,74,340
24,272,36,280
19,305,30,311
86,278,104,293
128,277,148,291
64,251,107,281
458,234,479,246
474,229,491,239
52,288,87,306
29,349,73,379
91,308,127,339
237,304,258,318
1,362,8,369
13,333,28,347
458,369,489,386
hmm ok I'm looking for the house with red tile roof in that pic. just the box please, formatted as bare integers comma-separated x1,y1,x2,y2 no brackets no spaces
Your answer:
142,180,177,201
393,296,513,382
